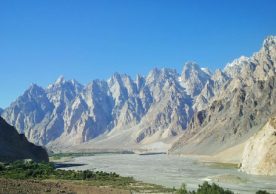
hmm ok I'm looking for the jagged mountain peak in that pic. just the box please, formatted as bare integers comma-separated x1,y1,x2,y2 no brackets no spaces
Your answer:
2,36,275,153
55,75,65,84
183,61,199,69
109,72,131,80
223,56,251,78
108,73,135,89
24,84,45,97
181,62,211,97
48,76,83,90
85,79,109,95
225,56,250,68
146,67,178,84
182,62,210,79
263,35,276,48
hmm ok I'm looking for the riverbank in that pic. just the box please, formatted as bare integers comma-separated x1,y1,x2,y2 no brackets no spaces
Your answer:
57,153,276,194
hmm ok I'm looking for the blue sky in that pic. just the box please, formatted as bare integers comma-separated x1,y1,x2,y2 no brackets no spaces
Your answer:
0,0,276,108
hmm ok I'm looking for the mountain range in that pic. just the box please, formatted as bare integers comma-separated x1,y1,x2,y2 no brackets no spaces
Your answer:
1,36,276,154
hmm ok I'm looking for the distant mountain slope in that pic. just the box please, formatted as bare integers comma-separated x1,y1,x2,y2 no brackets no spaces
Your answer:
0,117,48,162
170,36,276,154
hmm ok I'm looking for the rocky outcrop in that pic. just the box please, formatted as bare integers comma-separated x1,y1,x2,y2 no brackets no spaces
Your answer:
0,117,49,162
240,117,276,175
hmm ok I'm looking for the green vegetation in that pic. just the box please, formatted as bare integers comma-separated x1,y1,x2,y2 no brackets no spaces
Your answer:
0,160,133,184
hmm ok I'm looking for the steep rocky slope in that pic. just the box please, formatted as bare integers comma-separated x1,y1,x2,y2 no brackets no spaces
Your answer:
240,117,276,176
0,117,48,162
170,36,276,155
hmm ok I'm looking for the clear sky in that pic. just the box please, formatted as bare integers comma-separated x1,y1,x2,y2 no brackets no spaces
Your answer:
0,0,276,108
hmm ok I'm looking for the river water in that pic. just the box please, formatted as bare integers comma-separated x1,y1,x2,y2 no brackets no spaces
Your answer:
59,154,276,194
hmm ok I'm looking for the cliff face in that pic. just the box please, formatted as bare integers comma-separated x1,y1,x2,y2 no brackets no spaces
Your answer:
240,117,276,176
0,117,49,162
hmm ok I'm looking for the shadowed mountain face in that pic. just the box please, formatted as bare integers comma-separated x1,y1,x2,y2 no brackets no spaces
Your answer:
1,36,276,153
0,117,49,162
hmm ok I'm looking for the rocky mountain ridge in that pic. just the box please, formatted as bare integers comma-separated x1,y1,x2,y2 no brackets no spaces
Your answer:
2,66,197,151
2,36,276,153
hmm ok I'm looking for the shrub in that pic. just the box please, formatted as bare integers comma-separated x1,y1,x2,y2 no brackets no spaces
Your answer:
196,181,233,194
176,181,234,194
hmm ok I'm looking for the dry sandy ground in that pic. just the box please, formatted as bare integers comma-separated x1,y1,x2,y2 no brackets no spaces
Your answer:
0,178,130,194
199,142,246,164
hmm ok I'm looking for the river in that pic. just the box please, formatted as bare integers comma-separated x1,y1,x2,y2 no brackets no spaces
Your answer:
59,154,276,194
